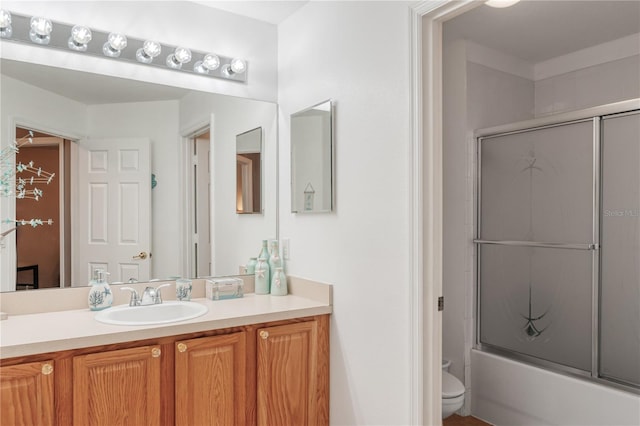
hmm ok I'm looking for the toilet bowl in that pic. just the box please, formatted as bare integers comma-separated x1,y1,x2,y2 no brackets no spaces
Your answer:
442,360,465,419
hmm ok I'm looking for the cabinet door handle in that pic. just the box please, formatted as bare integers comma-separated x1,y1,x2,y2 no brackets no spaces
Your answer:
41,363,53,375
177,343,187,353
151,347,161,358
259,330,269,340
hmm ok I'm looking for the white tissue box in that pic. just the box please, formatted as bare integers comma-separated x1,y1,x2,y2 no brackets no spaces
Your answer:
205,278,244,301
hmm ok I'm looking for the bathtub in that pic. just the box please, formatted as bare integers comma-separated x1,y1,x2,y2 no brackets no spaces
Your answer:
471,349,640,425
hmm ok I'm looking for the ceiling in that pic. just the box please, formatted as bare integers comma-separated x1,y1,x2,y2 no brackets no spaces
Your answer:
191,1,308,24
445,0,640,63
0,59,191,104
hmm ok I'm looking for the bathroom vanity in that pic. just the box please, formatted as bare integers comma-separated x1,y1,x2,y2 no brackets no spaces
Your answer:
0,278,332,426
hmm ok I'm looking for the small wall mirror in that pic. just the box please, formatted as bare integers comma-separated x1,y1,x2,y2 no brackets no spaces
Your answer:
291,100,334,213
236,127,262,214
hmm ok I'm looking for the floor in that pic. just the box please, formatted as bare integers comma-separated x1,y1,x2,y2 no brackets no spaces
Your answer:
443,414,492,426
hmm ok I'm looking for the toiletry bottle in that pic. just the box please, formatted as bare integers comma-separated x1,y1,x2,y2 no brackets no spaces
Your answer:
258,240,270,262
255,257,270,294
246,257,258,274
268,240,282,278
88,269,113,311
270,267,288,296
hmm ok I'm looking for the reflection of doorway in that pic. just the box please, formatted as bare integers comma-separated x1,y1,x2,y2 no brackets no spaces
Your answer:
188,129,212,278
14,127,71,290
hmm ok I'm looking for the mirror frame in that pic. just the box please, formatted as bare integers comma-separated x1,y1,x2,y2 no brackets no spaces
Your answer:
290,99,334,214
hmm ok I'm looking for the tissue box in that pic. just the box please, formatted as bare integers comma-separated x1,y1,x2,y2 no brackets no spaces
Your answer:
206,278,244,301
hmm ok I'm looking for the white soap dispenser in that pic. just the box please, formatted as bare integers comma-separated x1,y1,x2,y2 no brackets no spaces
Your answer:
88,269,113,311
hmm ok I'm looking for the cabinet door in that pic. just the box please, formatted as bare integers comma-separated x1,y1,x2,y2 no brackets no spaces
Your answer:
257,320,329,426
175,332,247,426
0,360,55,426
73,345,162,426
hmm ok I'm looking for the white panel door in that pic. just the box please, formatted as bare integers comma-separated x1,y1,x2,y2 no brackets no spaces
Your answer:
75,138,151,284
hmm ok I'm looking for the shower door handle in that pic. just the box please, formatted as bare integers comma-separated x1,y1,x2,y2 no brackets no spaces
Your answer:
473,240,598,250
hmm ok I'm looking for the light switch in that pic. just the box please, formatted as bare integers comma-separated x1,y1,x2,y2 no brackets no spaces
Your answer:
282,238,290,260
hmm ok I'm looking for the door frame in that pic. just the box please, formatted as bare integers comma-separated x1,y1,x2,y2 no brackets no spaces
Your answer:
180,117,214,278
409,1,483,424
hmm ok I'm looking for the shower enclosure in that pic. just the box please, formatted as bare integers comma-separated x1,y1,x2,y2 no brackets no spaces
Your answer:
475,99,640,392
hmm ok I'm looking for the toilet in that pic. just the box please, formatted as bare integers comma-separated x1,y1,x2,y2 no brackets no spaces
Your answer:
442,360,465,419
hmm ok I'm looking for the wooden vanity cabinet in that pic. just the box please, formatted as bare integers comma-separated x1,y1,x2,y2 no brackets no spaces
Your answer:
257,320,330,426
73,345,162,426
0,360,55,426
174,332,249,426
0,314,329,426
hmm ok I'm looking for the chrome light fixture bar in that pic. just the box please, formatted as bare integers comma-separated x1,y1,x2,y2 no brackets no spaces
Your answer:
0,11,247,83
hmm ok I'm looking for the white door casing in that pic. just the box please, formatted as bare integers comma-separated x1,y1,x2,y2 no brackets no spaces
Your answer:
75,138,151,284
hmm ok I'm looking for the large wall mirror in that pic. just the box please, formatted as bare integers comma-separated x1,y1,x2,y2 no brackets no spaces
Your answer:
291,100,334,213
236,127,262,214
0,58,278,292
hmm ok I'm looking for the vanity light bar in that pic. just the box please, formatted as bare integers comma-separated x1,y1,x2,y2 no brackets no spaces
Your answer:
0,11,248,83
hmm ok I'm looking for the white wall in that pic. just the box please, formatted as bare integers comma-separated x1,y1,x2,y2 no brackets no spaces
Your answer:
278,2,412,424
87,100,181,279
1,0,278,102
0,75,87,291
535,55,640,116
179,91,277,277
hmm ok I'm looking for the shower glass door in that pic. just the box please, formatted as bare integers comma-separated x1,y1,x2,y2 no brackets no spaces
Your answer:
600,111,640,387
477,119,597,373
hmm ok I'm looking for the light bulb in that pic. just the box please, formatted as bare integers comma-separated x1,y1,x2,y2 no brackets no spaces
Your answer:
194,53,220,74
0,9,12,38
29,17,52,45
230,58,246,74
223,58,247,77
136,40,161,63
166,47,191,69
68,25,92,52
0,9,10,28
103,32,127,57
485,0,521,8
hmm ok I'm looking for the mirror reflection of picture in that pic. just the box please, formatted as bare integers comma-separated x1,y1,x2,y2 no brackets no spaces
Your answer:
304,183,315,211
290,100,333,213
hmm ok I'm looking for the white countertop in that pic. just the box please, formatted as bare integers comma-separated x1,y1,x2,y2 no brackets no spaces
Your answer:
0,294,332,359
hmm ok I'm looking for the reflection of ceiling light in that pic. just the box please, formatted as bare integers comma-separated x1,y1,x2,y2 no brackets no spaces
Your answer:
29,16,53,45
0,9,12,38
486,0,521,8
166,47,192,69
222,58,247,76
103,32,127,57
194,54,220,74
136,40,162,63
68,25,92,51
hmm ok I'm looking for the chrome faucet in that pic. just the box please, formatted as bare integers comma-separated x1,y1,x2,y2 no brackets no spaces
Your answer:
121,283,171,306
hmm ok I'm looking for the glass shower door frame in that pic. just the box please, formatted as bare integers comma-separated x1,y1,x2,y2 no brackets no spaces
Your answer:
474,116,602,380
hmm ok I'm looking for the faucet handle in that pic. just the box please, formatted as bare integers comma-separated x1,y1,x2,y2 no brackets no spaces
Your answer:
120,287,140,306
154,283,172,304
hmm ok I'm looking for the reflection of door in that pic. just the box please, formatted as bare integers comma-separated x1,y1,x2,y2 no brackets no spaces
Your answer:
236,155,253,212
193,134,211,277
75,138,151,284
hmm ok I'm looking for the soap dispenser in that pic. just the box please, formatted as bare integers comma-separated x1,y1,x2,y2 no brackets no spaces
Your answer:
88,269,113,311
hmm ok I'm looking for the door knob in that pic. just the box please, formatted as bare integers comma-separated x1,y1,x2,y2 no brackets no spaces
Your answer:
132,251,148,260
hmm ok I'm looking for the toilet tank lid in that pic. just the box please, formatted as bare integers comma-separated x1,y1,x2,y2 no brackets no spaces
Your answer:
442,371,465,398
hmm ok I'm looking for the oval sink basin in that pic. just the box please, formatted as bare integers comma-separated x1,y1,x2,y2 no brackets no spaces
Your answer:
95,301,208,326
